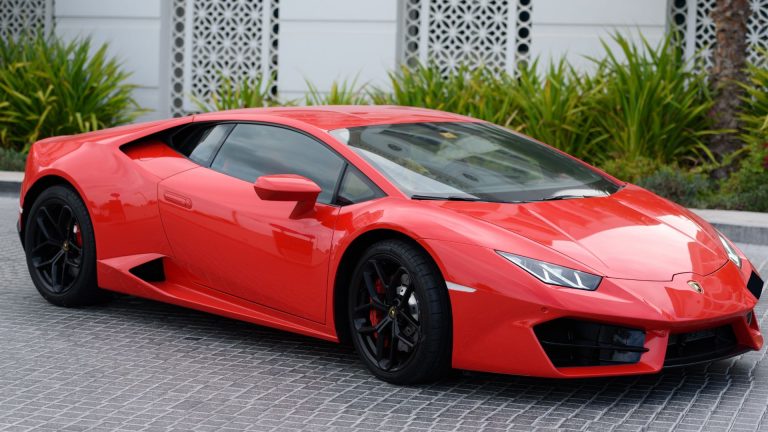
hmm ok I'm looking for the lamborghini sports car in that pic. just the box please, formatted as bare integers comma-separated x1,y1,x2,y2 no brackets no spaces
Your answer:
18,106,764,384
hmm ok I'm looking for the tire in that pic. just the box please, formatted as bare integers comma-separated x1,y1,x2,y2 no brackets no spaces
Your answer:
24,185,104,307
348,239,452,384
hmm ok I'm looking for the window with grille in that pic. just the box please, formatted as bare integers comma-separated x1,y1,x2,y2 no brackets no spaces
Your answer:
170,0,280,116
0,0,52,41
669,0,768,69
400,0,533,74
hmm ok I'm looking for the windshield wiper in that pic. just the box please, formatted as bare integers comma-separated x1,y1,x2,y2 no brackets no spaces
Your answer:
538,193,605,201
411,195,524,203
411,194,484,201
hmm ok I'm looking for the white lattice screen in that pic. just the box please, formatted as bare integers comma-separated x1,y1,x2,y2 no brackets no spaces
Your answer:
670,0,768,68
401,0,533,74
0,0,52,40
170,0,279,116
747,0,768,64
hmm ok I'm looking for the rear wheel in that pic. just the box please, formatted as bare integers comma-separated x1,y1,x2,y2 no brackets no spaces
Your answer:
24,185,102,306
348,239,451,384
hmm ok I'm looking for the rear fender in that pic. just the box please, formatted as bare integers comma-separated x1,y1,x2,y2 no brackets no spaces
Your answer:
22,139,185,269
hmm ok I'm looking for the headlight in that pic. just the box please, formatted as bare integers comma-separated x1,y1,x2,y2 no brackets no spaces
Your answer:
719,234,742,268
497,251,602,290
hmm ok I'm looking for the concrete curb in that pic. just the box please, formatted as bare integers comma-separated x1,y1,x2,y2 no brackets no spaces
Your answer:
0,171,22,196
690,209,768,246
1,171,767,245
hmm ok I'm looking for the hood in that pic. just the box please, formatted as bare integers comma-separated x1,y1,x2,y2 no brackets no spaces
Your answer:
436,185,727,281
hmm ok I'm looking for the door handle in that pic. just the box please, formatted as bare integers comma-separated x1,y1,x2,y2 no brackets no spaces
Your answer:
163,191,192,209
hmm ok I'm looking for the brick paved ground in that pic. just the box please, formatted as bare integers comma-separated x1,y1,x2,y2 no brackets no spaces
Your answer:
0,194,766,431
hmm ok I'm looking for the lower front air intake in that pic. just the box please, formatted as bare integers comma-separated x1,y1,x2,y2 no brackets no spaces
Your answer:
534,318,647,367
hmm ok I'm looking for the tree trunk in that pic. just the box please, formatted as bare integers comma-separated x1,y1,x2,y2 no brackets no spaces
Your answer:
708,0,750,167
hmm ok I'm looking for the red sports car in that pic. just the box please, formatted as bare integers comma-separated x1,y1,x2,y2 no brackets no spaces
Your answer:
18,106,763,384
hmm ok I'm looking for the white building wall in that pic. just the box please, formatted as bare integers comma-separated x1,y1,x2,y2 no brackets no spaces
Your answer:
54,0,168,121
530,0,668,71
277,0,399,101
46,0,673,118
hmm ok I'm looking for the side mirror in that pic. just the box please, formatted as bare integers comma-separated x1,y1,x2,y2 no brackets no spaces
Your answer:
254,174,321,217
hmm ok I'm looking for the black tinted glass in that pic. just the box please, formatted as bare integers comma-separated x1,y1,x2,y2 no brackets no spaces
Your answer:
189,124,232,165
331,122,620,203
173,124,232,165
337,167,383,205
212,124,344,204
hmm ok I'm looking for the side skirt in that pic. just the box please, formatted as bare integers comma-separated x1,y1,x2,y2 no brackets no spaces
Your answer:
97,254,338,342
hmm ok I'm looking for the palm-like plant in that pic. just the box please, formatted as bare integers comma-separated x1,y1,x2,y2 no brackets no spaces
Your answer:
371,63,518,127
740,50,768,147
507,59,606,159
589,34,718,165
0,33,142,152
191,73,279,112
304,77,368,105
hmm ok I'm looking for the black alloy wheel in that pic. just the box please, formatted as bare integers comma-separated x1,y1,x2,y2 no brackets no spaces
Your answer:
349,239,451,384
25,185,102,306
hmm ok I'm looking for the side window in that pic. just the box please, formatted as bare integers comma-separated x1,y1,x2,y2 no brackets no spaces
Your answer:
336,167,385,205
173,124,233,165
211,124,345,204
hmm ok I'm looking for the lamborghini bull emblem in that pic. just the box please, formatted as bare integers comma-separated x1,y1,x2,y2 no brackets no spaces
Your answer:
687,281,704,294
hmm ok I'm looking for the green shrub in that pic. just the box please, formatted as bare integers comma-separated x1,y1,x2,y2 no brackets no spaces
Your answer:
0,147,27,171
0,33,142,152
305,78,368,105
636,165,712,207
598,156,664,184
604,52,768,212
370,63,518,127
711,164,768,211
507,59,606,160
706,55,768,211
740,49,768,147
191,73,280,112
589,34,717,165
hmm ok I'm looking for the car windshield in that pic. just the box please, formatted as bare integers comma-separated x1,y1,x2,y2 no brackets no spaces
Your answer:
330,122,621,203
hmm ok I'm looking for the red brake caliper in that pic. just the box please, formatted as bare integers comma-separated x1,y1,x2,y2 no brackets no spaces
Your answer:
73,224,82,247
369,278,387,347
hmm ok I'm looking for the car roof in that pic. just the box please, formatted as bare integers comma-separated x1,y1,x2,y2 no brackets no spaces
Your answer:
194,105,481,130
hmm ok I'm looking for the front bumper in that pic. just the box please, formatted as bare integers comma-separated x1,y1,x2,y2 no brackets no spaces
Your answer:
425,239,763,378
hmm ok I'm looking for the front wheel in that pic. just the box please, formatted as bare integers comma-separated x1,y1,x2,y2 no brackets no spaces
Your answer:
348,239,452,384
24,185,103,307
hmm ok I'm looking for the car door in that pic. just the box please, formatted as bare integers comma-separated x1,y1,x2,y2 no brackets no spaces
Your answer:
158,123,346,323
